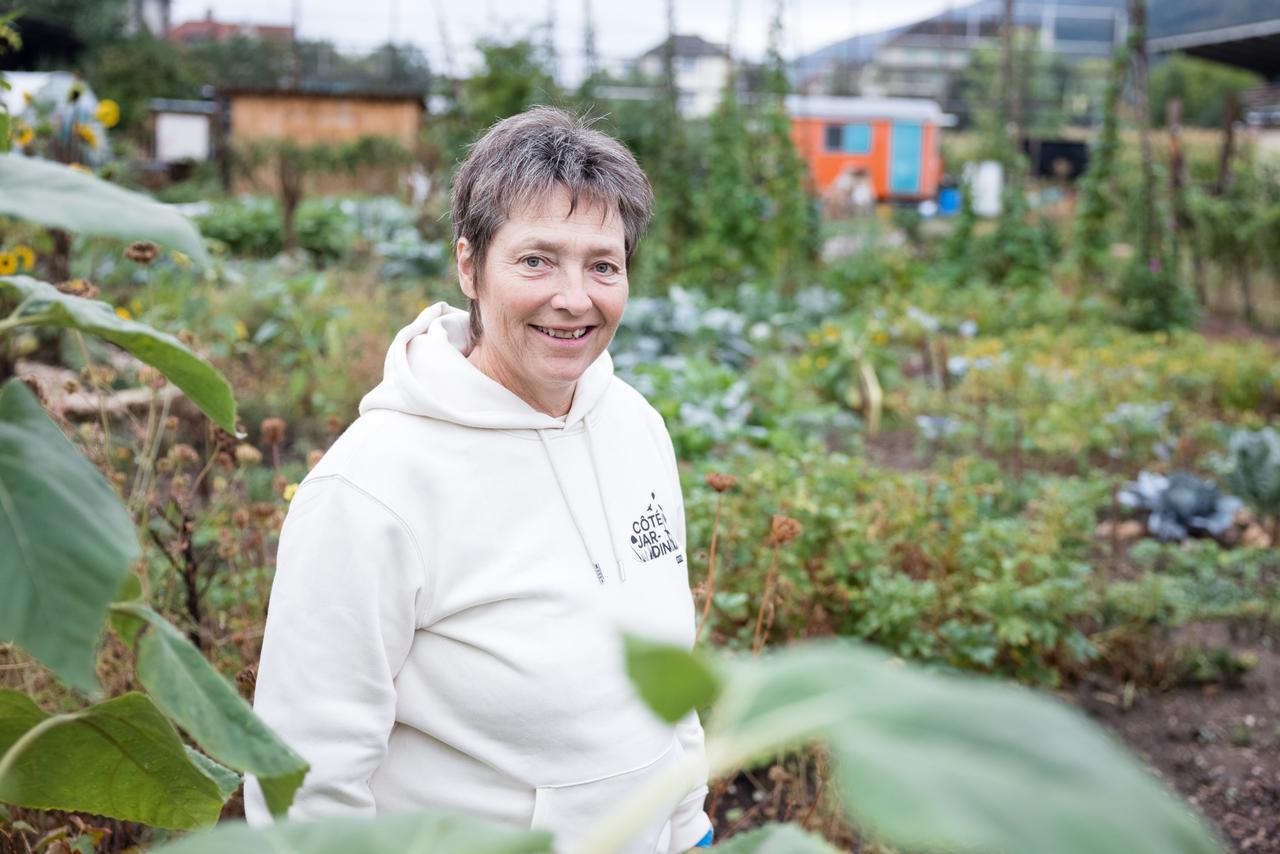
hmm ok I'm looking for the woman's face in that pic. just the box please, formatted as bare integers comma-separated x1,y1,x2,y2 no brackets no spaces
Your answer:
457,184,628,416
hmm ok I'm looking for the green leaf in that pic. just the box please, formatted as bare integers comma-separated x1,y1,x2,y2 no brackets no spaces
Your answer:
150,812,554,854
184,747,242,801
0,379,138,693
0,276,237,433
709,641,1223,854
0,690,227,829
0,153,209,265
624,634,721,724
109,602,308,816
711,824,840,854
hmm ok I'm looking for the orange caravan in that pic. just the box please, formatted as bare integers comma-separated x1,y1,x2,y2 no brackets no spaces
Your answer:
787,95,949,202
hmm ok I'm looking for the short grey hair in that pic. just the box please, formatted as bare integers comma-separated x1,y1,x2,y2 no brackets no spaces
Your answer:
450,106,653,340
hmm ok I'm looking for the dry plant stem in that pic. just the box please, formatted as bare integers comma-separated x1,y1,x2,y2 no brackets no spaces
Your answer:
696,494,724,642
127,388,159,510
752,542,782,655
72,332,113,465
129,392,172,521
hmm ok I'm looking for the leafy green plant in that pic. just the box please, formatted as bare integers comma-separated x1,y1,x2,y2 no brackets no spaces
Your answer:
1221,426,1280,545
0,157,306,830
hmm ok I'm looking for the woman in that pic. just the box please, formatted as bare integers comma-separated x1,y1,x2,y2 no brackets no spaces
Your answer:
244,108,713,854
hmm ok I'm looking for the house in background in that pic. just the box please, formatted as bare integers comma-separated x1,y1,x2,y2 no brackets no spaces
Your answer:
167,10,294,45
633,34,732,118
787,95,952,202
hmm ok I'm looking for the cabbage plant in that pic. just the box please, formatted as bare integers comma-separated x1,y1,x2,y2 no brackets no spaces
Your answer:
1118,470,1242,542
1222,427,1280,544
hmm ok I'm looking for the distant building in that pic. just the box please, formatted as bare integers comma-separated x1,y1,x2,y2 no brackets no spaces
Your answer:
220,87,424,194
168,10,294,45
633,34,732,118
787,95,952,202
796,0,1126,124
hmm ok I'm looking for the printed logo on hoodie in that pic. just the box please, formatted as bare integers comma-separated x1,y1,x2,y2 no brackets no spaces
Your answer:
627,492,683,564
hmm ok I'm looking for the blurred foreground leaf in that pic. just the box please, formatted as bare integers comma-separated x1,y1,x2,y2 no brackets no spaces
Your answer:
629,640,1223,854
152,811,554,854
0,153,209,265
0,379,137,693
624,635,720,723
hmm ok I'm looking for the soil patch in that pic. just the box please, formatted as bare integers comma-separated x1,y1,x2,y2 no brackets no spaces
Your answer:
1077,622,1280,852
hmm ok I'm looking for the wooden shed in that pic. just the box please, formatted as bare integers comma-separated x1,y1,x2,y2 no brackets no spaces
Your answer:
786,95,951,202
220,87,425,194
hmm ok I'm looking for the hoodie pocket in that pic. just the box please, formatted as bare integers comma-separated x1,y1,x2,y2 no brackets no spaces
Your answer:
530,736,687,854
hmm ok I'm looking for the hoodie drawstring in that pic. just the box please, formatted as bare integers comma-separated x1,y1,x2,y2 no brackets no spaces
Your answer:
585,419,628,583
538,422,627,584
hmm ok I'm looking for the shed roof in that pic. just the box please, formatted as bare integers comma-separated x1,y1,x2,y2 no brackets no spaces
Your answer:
1149,17,1280,77
785,95,950,124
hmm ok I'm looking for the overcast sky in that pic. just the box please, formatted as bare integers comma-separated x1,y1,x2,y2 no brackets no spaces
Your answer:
169,0,957,81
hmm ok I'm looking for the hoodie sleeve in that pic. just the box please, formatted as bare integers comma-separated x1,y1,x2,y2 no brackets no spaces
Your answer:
243,475,428,824
652,414,714,853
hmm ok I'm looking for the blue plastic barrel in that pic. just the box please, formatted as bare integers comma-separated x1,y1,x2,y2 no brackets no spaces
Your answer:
937,187,960,216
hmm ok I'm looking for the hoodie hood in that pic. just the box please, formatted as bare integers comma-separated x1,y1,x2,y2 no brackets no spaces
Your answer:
359,302,615,430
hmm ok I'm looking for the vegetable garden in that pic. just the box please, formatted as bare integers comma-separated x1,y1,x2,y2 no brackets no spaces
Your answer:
3,4,1280,853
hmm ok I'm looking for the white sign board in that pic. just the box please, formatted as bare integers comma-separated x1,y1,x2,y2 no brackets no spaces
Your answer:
155,112,211,162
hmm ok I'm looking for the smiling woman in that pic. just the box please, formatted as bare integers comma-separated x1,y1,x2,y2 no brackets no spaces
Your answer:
244,108,715,854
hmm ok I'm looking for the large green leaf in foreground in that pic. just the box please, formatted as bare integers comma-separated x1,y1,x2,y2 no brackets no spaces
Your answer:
0,276,237,432
623,635,720,724
627,639,1224,854
711,824,840,854
111,602,309,815
0,690,226,829
153,812,553,854
0,380,138,692
0,153,209,265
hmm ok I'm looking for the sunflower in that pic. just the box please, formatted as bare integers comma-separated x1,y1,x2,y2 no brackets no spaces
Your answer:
11,245,35,271
0,253,16,276
13,120,34,148
74,123,98,147
94,99,120,128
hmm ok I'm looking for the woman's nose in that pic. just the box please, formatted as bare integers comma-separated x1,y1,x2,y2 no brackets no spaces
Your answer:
549,271,593,314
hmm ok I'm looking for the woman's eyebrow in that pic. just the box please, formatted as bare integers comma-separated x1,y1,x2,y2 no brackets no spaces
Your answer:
515,238,623,258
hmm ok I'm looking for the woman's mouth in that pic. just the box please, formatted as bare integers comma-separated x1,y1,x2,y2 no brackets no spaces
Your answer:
531,324,593,341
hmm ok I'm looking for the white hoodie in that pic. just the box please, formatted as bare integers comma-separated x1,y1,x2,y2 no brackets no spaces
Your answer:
244,303,712,853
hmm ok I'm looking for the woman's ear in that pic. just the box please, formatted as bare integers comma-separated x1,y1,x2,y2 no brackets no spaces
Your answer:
457,238,477,300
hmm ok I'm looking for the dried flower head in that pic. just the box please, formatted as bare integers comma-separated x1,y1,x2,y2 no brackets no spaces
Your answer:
124,241,160,265
55,278,100,299
769,515,802,546
178,329,197,346
234,443,263,467
705,472,737,493
306,449,324,470
62,378,81,394
155,457,174,475
260,417,286,445
81,364,117,387
164,415,179,431
169,473,192,501
167,443,200,468
137,365,166,389
216,451,235,471
231,508,251,529
325,415,344,436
